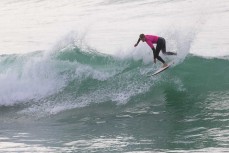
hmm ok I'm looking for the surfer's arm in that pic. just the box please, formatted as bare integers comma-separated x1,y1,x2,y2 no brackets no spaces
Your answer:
134,38,141,47
152,47,156,59
152,48,157,63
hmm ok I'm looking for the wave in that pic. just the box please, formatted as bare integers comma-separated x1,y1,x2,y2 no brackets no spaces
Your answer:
0,45,228,117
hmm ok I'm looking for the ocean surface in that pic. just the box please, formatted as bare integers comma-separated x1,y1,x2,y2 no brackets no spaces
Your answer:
0,0,229,152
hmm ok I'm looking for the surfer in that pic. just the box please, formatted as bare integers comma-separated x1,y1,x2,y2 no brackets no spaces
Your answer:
134,34,177,68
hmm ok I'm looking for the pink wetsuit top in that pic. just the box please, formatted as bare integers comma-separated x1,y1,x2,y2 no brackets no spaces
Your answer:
145,35,159,49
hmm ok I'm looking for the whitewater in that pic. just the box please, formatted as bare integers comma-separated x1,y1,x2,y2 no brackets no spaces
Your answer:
0,0,229,152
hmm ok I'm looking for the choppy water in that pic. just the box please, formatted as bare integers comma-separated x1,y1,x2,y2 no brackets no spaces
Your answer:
0,0,229,152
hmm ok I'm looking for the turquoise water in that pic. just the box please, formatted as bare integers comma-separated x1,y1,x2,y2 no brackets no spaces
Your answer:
0,0,229,152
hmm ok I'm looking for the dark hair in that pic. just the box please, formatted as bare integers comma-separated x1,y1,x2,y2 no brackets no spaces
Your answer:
139,34,145,39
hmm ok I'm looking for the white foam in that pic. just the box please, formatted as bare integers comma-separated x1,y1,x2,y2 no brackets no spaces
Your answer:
0,54,66,105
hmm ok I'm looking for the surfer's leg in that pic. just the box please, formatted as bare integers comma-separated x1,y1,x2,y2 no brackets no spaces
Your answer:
164,51,177,55
156,54,168,68
156,53,168,68
161,38,166,54
156,55,165,64
156,38,168,67
155,40,165,64
161,38,177,55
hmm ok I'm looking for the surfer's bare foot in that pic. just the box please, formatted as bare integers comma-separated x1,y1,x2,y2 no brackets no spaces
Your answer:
162,63,168,68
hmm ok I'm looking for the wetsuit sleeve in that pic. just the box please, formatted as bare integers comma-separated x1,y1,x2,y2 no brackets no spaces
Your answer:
152,48,156,59
136,38,140,44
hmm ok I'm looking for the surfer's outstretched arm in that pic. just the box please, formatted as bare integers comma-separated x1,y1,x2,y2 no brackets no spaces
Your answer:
134,38,141,47
152,48,156,63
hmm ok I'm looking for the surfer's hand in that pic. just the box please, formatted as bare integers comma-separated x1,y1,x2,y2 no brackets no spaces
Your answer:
134,44,138,47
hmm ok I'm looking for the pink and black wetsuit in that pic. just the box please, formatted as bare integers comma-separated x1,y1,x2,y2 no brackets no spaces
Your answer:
145,35,166,64
144,35,176,64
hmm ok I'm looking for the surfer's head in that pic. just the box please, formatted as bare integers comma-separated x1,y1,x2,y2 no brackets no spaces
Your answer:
139,34,145,42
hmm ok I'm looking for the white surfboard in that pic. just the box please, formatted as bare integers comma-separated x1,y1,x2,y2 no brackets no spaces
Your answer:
148,62,173,77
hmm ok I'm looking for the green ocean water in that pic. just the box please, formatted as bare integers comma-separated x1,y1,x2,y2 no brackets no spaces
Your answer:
0,47,228,152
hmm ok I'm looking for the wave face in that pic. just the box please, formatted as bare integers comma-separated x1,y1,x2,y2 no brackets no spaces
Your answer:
0,46,151,113
0,45,228,116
